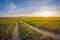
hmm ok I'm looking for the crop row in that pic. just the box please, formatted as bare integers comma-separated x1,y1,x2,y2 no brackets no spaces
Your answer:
18,20,56,40
0,17,17,40
20,17,60,34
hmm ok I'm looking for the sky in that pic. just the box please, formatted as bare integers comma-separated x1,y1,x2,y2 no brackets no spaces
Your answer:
0,0,60,17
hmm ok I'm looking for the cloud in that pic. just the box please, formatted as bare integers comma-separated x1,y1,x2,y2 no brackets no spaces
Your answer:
7,2,16,10
6,2,17,14
0,0,60,17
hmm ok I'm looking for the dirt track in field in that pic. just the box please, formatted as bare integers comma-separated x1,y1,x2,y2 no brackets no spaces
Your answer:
12,21,20,40
24,22,60,40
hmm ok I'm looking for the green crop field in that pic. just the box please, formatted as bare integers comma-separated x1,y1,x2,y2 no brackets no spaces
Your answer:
0,17,17,40
20,17,60,34
0,0,60,40
18,19,56,40
0,17,60,40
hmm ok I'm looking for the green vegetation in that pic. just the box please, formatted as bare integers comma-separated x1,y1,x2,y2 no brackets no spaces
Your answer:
0,17,17,24
0,17,59,40
0,17,17,40
18,19,56,40
20,17,60,34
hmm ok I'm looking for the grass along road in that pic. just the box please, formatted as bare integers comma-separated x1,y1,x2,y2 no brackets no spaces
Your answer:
11,21,20,40
23,22,60,40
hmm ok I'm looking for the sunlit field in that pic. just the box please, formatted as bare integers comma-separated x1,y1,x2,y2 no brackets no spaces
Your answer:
20,17,60,34
18,18,56,40
0,0,60,40
0,17,17,40
0,17,60,40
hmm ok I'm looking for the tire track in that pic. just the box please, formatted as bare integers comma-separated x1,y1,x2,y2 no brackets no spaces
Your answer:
24,22,60,40
11,21,20,40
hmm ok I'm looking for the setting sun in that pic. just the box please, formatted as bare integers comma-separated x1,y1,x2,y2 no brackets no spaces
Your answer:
36,10,53,17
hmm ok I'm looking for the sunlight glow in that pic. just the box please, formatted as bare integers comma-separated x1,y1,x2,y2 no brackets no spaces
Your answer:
37,10,53,17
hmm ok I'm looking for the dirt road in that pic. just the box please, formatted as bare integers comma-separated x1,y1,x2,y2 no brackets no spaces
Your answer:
24,22,60,40
12,21,20,40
